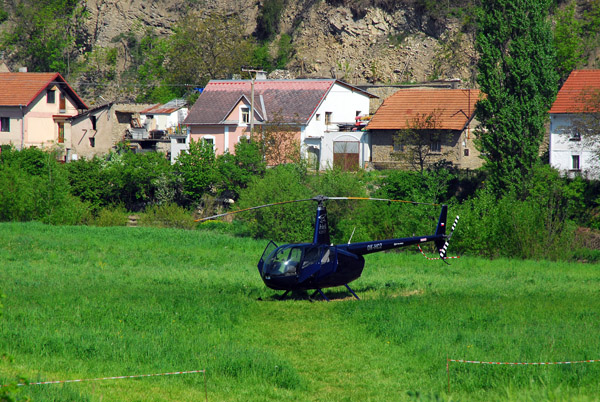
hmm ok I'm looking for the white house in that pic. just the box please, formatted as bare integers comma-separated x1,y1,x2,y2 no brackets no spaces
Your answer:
549,70,600,179
183,79,376,170
140,99,188,135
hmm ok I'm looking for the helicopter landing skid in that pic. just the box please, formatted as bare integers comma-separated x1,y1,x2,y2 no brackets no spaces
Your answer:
345,284,360,300
277,290,290,300
310,289,330,302
308,285,360,302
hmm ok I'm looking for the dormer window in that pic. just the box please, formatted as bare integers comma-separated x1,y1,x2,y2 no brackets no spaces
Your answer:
241,107,250,124
47,90,56,104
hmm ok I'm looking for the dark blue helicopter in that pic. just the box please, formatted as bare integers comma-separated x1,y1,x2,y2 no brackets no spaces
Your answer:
200,195,459,301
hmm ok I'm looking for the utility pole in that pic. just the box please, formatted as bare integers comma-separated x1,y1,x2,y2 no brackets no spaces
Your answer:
241,67,265,139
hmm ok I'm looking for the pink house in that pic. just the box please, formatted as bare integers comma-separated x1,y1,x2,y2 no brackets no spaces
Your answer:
0,72,88,160
184,79,376,170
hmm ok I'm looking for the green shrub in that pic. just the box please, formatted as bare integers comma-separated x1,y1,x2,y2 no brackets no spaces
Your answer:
235,164,314,242
0,146,90,225
102,151,174,211
454,189,576,260
138,203,196,229
92,206,129,227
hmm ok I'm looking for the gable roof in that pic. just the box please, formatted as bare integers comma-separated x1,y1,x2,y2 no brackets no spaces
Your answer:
184,79,375,125
367,88,482,131
550,70,600,114
0,72,88,109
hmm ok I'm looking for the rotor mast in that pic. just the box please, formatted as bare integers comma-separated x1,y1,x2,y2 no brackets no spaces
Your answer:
312,195,331,245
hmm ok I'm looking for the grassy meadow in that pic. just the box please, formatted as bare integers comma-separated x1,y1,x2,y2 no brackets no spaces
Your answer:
0,222,599,401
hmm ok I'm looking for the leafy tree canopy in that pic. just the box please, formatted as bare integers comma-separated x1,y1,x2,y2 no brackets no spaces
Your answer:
475,0,558,195
166,11,255,92
0,0,88,75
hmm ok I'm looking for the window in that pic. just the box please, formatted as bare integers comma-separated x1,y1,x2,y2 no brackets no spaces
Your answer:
89,137,95,147
176,137,186,144
47,90,56,104
464,148,470,156
238,135,249,143
90,116,97,131
316,114,321,121
57,122,65,143
430,137,441,153
325,112,332,125
59,93,66,112
569,127,582,141
0,117,9,132
241,107,250,124
202,137,215,147
572,155,580,170
393,142,404,152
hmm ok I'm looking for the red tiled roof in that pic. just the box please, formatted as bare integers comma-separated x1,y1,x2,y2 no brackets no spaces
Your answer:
367,88,482,130
0,72,88,109
184,79,374,125
550,70,600,114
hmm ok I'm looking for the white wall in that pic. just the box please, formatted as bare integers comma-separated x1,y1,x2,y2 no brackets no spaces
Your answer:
301,82,372,170
549,114,599,179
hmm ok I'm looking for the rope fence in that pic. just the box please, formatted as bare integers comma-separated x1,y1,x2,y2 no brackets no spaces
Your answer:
446,358,600,392
2,369,208,401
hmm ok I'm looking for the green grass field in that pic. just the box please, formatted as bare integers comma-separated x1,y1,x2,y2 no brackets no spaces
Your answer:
0,222,599,401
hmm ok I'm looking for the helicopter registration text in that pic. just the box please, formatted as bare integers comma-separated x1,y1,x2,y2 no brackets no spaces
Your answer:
367,243,383,251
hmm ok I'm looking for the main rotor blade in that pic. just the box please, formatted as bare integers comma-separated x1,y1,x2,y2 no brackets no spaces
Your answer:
325,196,439,206
195,198,314,222
195,195,438,222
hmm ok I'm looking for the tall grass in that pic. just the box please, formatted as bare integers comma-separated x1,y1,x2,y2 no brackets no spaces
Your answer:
0,223,599,401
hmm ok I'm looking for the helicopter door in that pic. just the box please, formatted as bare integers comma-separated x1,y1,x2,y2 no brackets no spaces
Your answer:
298,245,336,283
258,241,278,274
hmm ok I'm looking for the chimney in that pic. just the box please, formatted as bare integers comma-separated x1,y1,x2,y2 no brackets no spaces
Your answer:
18,67,28,73
255,71,267,80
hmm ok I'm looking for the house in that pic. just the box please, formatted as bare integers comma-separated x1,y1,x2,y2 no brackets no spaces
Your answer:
183,79,377,170
366,88,483,170
68,102,157,160
0,72,88,160
549,70,600,179
139,99,188,136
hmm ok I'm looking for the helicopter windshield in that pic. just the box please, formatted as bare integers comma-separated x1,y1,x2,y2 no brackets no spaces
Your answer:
263,245,304,277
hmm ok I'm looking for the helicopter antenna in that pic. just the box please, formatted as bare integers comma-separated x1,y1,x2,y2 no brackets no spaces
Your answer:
348,227,356,244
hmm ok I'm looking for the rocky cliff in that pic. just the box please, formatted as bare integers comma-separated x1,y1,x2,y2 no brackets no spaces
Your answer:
82,0,475,87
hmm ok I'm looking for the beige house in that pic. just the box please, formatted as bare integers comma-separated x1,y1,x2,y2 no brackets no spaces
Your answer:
0,72,88,159
367,88,483,170
68,102,156,160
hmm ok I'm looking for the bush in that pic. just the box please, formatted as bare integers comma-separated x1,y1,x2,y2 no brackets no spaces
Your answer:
138,203,196,229
454,189,576,260
91,206,129,227
0,146,90,225
235,164,314,242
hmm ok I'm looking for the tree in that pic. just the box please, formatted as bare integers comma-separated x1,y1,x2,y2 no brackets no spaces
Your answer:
255,111,301,166
0,0,88,75
393,111,451,174
175,139,219,204
553,1,584,83
475,0,558,195
166,11,255,92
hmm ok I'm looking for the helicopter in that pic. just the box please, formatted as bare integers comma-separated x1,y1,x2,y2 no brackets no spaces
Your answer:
198,195,459,301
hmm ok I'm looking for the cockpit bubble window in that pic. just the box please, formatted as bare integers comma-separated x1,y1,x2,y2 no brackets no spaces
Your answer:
263,245,303,277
